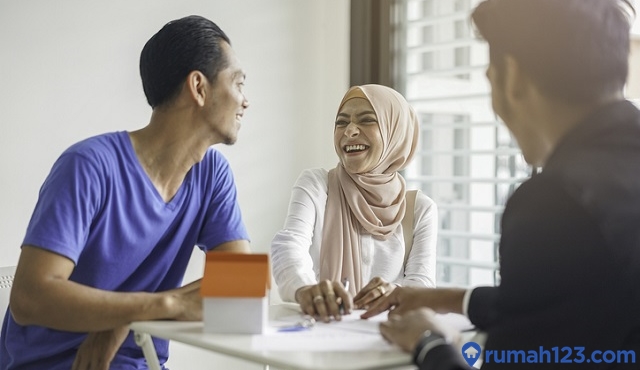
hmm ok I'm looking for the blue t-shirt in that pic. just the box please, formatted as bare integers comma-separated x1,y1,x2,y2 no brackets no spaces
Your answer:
0,131,249,369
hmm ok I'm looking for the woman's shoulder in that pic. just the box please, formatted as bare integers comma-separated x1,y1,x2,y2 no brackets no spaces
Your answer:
295,168,330,190
298,167,329,180
411,189,437,215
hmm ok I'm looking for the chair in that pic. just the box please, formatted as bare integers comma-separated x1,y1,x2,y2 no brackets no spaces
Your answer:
0,266,17,317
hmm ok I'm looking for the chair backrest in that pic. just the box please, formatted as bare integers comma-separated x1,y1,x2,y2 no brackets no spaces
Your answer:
0,266,17,313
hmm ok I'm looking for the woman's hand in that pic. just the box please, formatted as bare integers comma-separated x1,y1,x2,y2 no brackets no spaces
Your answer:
353,277,395,309
295,280,352,322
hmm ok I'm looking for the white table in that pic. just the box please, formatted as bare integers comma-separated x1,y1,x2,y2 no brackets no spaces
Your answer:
131,304,414,370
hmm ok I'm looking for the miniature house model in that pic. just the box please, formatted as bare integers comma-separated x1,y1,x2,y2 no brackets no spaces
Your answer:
201,252,271,334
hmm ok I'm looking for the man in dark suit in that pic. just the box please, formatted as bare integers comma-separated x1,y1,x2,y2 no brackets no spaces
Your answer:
362,0,640,369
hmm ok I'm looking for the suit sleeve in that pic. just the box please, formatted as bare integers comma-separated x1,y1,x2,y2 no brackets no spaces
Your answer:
467,286,499,330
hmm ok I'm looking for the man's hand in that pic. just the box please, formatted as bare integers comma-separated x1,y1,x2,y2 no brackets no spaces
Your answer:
360,287,467,319
72,325,130,370
353,277,395,309
379,308,461,352
295,280,352,322
166,279,203,321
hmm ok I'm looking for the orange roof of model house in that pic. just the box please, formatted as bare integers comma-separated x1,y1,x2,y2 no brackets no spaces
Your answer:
201,252,271,298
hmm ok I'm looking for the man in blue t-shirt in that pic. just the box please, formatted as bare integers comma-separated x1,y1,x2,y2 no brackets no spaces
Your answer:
1,15,251,370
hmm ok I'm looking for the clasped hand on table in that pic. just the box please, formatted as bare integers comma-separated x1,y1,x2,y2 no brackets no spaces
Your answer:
294,277,396,322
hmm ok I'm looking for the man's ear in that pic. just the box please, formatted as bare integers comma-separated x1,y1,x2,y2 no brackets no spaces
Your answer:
186,70,207,107
502,54,530,102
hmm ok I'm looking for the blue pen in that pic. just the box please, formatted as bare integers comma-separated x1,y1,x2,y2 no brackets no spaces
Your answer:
277,316,315,332
277,325,311,332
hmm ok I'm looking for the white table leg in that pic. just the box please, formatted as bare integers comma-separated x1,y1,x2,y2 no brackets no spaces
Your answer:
134,331,162,370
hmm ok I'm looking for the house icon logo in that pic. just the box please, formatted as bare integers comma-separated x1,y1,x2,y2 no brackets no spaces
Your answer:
461,341,482,367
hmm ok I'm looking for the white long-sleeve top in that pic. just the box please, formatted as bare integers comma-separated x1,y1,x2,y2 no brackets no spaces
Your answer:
271,168,438,302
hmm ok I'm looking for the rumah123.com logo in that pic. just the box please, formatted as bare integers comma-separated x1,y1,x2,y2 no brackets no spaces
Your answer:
462,341,482,367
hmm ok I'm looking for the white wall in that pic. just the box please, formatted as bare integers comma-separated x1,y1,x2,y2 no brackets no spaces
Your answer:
0,0,349,368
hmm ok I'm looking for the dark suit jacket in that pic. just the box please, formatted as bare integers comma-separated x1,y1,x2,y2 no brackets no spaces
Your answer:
419,100,640,370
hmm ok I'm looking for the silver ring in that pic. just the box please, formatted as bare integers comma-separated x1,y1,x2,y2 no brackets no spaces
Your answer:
313,295,324,303
377,286,386,295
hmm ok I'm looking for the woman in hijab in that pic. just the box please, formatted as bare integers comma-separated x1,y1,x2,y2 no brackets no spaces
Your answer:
271,85,437,321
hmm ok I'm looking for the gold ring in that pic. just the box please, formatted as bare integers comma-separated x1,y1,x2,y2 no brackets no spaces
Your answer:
377,286,386,295
313,295,324,303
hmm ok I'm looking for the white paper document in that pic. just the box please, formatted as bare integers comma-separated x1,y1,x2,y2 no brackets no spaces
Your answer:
251,309,473,352
252,310,393,351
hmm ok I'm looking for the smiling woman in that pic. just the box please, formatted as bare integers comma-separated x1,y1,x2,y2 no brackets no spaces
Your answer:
334,93,383,174
271,84,438,322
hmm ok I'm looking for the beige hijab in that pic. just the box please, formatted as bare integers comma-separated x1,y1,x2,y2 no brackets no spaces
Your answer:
319,85,419,294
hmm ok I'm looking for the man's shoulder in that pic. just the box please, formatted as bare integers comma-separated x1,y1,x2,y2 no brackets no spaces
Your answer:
543,101,640,189
63,131,126,158
201,147,231,170
189,148,237,195
46,132,128,175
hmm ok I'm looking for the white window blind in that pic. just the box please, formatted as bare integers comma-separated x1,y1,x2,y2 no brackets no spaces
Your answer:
393,0,531,288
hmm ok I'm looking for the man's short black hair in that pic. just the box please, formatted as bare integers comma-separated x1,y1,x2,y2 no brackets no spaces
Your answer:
472,0,634,103
140,15,231,108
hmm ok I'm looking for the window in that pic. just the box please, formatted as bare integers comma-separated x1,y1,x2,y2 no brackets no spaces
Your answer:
454,20,467,40
422,51,434,71
395,0,530,288
422,0,434,17
454,46,470,79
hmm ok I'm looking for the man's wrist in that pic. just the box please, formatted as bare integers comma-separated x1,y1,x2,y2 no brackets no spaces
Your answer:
156,292,180,320
413,330,449,366
441,288,467,314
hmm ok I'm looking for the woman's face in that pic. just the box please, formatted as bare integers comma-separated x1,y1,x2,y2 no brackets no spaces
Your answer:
334,97,383,174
